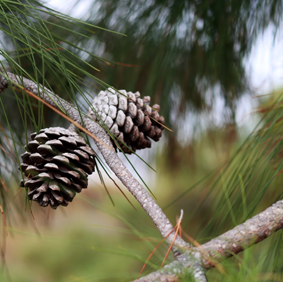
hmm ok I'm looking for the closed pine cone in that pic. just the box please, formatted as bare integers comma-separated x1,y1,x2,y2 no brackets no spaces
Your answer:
89,88,165,154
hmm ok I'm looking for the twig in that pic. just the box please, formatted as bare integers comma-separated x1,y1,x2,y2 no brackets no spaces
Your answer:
161,210,184,267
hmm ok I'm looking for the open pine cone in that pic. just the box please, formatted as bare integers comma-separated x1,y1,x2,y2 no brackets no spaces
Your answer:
19,127,95,209
89,88,165,153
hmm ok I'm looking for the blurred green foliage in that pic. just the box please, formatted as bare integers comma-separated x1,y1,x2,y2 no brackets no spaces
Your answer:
86,0,282,121
5,0,283,134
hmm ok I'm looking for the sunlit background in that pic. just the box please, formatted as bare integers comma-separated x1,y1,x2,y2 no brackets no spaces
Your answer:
1,1,283,281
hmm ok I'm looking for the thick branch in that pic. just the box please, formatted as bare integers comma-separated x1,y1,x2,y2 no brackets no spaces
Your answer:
0,72,189,250
200,199,283,269
136,199,283,280
134,260,207,282
135,260,189,282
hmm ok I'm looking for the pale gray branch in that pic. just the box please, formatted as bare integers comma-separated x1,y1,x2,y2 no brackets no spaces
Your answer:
134,200,283,280
134,261,186,282
192,264,208,282
135,260,207,282
0,72,189,250
200,199,283,269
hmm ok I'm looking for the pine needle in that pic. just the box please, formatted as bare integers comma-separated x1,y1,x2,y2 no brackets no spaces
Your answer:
0,178,8,193
0,144,16,162
17,86,114,151
109,177,136,211
0,204,8,236
13,187,22,199
139,225,177,276
161,211,183,267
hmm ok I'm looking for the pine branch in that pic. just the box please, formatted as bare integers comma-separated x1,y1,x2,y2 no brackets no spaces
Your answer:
200,199,283,268
134,260,207,282
0,71,189,251
137,199,283,280
2,71,283,281
135,260,185,282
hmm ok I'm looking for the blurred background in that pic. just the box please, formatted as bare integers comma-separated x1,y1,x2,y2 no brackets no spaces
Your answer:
1,0,283,281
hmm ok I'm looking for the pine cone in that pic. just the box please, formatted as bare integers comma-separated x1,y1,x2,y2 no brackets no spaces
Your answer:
89,88,165,154
19,127,96,209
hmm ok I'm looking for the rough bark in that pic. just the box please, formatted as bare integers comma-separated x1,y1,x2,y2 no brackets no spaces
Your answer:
137,199,283,280
200,199,283,268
